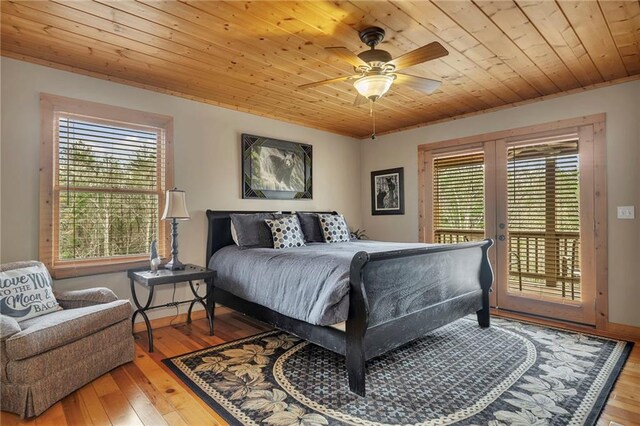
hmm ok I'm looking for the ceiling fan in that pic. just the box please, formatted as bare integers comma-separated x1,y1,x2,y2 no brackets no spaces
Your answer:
299,27,449,107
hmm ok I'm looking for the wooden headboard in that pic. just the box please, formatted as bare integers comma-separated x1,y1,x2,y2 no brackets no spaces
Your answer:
204,210,335,265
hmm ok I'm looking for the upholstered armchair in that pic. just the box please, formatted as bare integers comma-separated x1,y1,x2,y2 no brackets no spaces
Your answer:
0,261,134,418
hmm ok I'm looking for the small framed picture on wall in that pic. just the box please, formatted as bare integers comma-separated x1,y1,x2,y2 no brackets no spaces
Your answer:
371,167,404,215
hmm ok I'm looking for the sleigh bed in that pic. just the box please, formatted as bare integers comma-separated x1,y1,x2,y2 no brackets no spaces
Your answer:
205,210,494,396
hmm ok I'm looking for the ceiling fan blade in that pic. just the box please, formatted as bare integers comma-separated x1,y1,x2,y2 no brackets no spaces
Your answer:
325,46,369,68
353,94,368,107
298,75,354,89
386,42,449,71
394,73,442,94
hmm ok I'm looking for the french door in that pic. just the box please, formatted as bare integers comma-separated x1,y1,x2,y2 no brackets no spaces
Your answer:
420,120,605,326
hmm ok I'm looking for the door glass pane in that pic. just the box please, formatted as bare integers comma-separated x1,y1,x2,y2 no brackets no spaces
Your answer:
433,153,485,243
507,140,581,301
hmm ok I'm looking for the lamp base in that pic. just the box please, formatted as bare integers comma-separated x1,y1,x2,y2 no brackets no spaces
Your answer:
164,258,185,271
164,218,185,270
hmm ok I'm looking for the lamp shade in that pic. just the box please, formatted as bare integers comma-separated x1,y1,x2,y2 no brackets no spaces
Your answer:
353,74,395,100
162,189,190,220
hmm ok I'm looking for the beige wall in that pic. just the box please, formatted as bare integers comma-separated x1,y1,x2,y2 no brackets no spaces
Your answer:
361,80,640,327
0,58,362,321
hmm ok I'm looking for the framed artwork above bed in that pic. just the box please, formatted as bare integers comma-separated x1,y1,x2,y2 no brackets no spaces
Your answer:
371,167,404,215
242,134,312,199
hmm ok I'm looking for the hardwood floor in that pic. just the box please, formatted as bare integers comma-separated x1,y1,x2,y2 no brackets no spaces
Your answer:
1,307,639,426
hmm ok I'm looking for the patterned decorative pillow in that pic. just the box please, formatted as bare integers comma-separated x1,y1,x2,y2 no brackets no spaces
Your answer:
0,263,61,322
318,214,351,243
265,215,306,249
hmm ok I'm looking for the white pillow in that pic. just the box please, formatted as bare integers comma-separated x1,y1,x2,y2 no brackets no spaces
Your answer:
230,221,239,245
318,214,351,243
0,263,61,322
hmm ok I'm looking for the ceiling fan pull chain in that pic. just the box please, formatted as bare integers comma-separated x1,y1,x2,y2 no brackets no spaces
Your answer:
370,100,377,140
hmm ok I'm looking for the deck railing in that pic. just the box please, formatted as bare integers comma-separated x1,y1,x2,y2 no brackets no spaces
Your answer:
434,228,581,300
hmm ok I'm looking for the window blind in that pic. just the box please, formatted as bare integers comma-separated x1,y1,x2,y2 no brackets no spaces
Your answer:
432,152,485,243
56,116,167,261
507,139,581,300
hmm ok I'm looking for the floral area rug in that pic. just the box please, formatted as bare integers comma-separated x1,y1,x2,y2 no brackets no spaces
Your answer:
163,317,632,426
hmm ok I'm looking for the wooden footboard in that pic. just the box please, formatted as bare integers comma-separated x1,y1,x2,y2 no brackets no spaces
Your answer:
345,239,494,395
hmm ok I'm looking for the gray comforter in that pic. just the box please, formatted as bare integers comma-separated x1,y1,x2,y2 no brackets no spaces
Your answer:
208,241,430,326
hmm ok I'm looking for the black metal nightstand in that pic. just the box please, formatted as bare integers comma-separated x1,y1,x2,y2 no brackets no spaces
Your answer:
128,264,216,352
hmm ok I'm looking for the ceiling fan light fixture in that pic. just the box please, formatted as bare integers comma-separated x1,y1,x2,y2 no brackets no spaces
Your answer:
353,74,395,100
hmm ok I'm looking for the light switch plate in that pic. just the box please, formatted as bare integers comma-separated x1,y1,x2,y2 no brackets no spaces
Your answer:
617,206,635,219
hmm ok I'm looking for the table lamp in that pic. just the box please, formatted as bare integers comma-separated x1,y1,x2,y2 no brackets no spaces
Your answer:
162,188,190,270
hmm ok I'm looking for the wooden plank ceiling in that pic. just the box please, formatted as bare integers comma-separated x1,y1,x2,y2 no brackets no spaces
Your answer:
2,1,639,138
